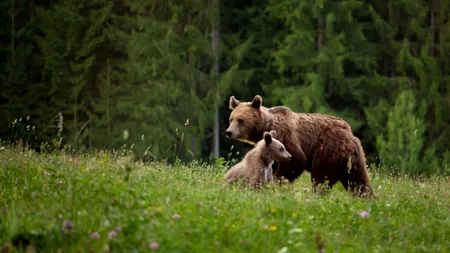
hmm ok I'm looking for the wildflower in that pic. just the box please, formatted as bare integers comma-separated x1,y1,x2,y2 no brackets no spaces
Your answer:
386,204,391,208
57,180,63,184
149,242,160,249
292,212,298,218
359,211,369,218
120,165,125,169
91,232,100,239
115,226,122,232
108,230,117,239
63,220,73,230
197,202,203,207
44,172,50,177
172,214,181,219
269,226,277,231
305,199,310,203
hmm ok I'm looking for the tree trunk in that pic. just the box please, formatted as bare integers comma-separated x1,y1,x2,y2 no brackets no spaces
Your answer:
212,0,220,157
106,58,111,140
89,117,92,150
10,0,15,65
317,17,323,50
74,95,78,148
425,0,439,149
430,0,436,57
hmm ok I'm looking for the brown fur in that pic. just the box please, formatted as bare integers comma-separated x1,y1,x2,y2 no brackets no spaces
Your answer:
312,126,374,197
226,95,373,197
224,130,292,189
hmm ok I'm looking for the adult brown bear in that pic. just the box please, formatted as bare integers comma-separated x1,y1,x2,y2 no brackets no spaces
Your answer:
225,95,373,197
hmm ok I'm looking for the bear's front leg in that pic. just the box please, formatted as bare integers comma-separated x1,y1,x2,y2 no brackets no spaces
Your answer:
273,140,308,182
273,158,306,183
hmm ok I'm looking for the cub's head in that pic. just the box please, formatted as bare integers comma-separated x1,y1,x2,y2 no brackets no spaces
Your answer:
225,95,264,143
263,130,292,162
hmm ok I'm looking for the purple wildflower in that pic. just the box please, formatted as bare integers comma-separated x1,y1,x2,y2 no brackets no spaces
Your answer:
63,220,73,230
44,172,50,177
172,214,181,219
149,242,159,249
91,232,100,239
120,165,125,169
108,230,117,239
197,202,203,207
359,211,370,218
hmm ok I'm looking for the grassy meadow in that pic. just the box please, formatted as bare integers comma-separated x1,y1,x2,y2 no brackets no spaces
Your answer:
0,146,449,252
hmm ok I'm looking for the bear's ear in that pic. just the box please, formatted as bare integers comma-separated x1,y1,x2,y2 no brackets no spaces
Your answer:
229,96,240,110
263,131,272,144
251,95,262,109
269,130,277,139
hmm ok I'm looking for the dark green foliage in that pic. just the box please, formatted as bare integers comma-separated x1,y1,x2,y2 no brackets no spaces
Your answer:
0,0,449,175
264,0,375,131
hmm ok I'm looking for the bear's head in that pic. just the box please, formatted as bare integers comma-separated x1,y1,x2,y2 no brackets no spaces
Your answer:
263,130,292,162
225,95,265,143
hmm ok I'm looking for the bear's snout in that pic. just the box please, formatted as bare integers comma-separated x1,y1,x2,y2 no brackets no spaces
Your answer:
283,152,292,161
225,129,233,138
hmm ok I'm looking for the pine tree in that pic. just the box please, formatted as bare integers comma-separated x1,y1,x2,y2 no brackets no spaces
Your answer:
0,0,38,143
116,0,222,161
265,0,376,131
376,90,427,174
365,0,450,174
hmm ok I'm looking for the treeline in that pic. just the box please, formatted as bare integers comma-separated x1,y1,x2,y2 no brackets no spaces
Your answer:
1,0,449,175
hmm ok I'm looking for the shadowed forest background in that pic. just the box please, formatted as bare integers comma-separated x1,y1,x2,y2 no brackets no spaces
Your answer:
1,0,449,176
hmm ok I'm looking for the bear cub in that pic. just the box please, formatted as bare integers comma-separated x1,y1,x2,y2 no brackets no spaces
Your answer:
224,130,292,189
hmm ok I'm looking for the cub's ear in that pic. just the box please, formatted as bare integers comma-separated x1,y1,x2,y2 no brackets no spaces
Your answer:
269,130,277,139
229,96,240,110
251,95,262,109
263,131,272,144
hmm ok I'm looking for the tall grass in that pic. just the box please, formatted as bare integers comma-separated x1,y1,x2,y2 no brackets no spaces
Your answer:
0,145,449,252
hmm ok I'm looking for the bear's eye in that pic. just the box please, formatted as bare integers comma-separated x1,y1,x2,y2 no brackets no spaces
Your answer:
279,148,284,152
237,119,244,123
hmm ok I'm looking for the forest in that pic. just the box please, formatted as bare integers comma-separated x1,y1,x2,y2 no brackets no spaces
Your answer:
1,0,449,176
